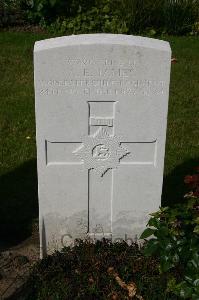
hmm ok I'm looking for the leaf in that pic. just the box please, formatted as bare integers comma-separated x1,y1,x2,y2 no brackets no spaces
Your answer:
148,217,159,228
193,278,199,287
172,253,179,264
160,259,173,272
184,275,193,283
178,282,193,298
193,225,199,234
37,2,44,11
140,228,156,239
155,226,169,238
165,243,173,251
187,257,199,270
192,294,199,300
49,0,57,7
143,239,159,256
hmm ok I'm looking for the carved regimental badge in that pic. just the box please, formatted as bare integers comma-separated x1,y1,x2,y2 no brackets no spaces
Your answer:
73,128,130,176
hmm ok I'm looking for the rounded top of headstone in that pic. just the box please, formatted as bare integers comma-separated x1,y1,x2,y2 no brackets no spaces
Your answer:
34,34,171,53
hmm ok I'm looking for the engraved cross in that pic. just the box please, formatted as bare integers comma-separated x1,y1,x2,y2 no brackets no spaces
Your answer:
46,101,156,237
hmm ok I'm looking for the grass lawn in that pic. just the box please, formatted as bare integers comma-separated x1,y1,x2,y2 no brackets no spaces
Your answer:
0,32,198,242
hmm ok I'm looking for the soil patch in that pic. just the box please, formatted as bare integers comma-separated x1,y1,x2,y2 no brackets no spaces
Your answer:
0,230,39,300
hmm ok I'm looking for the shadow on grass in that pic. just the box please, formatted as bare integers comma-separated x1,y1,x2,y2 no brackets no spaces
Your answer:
0,159,38,246
162,157,199,207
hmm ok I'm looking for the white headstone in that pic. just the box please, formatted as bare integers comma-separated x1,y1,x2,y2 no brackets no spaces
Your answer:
34,34,171,257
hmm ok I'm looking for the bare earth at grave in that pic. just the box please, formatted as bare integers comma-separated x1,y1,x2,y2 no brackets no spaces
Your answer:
0,229,39,299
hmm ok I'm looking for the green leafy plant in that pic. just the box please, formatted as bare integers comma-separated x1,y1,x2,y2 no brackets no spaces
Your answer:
46,0,128,35
141,167,199,299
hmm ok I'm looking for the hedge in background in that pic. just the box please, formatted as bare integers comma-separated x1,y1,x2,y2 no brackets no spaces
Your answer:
0,0,25,27
20,0,199,35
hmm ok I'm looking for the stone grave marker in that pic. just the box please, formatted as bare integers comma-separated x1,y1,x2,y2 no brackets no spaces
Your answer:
34,34,171,257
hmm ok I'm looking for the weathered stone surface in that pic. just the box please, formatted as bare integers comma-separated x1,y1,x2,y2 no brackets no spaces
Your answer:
34,34,171,256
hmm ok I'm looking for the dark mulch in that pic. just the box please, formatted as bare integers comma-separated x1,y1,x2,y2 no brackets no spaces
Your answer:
16,239,178,300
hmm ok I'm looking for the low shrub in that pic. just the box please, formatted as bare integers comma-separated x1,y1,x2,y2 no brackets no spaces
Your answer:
141,167,199,299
